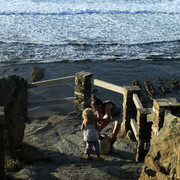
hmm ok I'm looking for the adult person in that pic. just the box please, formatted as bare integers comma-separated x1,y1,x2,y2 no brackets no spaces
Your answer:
91,94,122,149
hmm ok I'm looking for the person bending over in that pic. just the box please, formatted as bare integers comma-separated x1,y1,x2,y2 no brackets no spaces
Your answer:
91,94,122,149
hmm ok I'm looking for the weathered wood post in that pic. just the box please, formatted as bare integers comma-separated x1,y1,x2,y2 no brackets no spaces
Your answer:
74,71,93,114
0,106,5,180
136,108,152,161
122,86,141,137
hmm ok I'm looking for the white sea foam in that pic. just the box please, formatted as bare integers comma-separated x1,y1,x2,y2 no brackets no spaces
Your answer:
0,0,180,15
0,0,180,64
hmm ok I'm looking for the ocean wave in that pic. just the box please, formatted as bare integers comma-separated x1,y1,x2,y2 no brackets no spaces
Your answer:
0,39,179,47
0,10,180,16
1,0,180,16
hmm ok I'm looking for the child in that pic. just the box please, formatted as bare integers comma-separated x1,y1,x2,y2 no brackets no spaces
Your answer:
81,108,103,160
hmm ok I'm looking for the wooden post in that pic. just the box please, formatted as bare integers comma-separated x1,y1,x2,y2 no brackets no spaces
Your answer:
122,86,141,137
74,72,93,114
0,106,5,180
136,108,152,161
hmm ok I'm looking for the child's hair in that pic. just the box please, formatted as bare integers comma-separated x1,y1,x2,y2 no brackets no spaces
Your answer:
82,108,96,122
91,94,103,106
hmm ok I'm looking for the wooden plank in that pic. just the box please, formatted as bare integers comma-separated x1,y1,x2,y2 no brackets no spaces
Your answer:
93,79,124,94
28,76,75,88
28,97,75,108
130,118,138,141
133,93,143,109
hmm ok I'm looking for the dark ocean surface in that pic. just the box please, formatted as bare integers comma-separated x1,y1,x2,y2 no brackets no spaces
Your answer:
0,0,180,65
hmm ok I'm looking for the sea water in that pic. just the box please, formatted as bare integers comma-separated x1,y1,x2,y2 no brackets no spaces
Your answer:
0,0,180,65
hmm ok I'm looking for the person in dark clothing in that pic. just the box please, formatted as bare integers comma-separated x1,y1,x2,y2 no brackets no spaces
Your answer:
91,94,122,148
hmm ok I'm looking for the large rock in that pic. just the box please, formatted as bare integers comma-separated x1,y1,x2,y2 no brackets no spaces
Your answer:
0,75,28,153
139,113,180,180
31,67,44,82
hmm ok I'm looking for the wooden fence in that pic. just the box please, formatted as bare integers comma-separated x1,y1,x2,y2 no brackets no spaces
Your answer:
28,75,75,108
27,71,149,161
27,71,180,161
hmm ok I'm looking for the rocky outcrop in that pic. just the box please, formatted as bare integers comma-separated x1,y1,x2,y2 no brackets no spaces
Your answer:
144,81,156,101
139,113,180,180
168,77,180,91
157,77,170,94
30,67,44,82
0,75,28,153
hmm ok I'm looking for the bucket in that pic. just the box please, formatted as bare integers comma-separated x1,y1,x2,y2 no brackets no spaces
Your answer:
98,133,111,155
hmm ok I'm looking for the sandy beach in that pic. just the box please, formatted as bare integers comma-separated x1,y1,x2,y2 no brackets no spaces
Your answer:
1,60,180,118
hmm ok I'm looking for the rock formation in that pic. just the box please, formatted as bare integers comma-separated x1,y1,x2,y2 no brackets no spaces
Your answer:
139,113,180,180
157,77,170,94
30,67,44,82
144,81,156,101
168,77,180,91
0,75,28,153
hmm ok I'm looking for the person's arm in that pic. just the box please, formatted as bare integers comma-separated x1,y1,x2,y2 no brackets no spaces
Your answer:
95,110,104,122
102,103,113,122
96,110,103,119
81,121,86,130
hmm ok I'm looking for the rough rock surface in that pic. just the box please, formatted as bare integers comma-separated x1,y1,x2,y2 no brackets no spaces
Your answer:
30,67,44,82
139,113,180,180
0,75,27,152
7,112,143,180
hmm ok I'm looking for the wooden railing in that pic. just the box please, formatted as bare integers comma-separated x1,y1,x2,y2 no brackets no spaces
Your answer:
94,79,143,144
94,78,153,160
133,93,143,109
28,76,75,108
93,79,124,94
28,74,143,142
28,76,75,88
27,72,150,161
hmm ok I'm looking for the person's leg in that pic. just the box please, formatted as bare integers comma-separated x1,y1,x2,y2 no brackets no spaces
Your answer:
93,141,103,160
111,113,122,147
86,141,93,160
111,121,121,147
93,141,100,155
